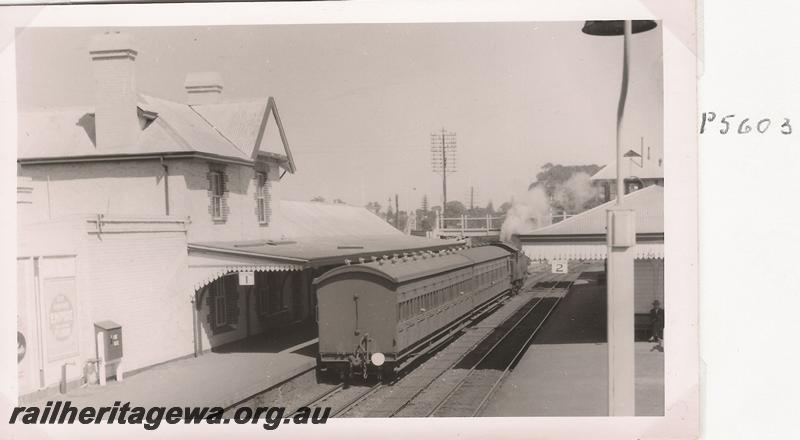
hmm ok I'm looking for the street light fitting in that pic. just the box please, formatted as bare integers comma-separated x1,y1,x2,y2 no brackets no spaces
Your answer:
581,20,657,36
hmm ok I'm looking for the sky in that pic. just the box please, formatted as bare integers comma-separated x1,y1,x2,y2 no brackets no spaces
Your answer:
15,22,663,213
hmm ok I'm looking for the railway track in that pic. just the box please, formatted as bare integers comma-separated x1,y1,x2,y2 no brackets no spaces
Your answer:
425,268,583,417
338,263,588,417
290,382,384,417
226,286,518,417
227,262,593,418
222,366,316,416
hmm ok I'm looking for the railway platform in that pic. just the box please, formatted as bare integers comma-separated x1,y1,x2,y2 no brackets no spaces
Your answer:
482,270,665,416
29,326,318,409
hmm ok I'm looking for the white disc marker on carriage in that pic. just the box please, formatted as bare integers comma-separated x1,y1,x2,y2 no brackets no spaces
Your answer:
371,352,385,366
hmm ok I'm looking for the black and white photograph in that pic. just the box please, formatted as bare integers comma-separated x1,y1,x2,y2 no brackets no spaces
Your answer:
2,2,700,439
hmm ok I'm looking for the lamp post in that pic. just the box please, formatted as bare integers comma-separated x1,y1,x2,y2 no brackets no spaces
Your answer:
582,19,657,416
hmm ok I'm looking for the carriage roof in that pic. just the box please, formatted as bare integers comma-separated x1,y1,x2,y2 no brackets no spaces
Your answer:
313,245,511,285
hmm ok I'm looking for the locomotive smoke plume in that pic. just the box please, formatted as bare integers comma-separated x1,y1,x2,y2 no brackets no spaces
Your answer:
552,172,600,213
499,186,551,242
499,172,600,242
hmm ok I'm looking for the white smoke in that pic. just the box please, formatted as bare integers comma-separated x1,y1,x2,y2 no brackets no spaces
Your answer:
499,171,600,242
499,186,551,242
552,172,600,213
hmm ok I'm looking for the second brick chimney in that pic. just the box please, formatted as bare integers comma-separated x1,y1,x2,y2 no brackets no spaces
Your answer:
184,72,224,105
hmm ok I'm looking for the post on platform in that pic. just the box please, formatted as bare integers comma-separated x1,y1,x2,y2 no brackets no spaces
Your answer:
606,208,636,415
581,17,656,417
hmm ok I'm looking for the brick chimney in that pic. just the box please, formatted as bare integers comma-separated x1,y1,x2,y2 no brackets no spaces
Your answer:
89,32,140,150
184,72,224,105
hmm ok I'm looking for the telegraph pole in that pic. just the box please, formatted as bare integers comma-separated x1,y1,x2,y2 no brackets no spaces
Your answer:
470,186,474,210
395,194,399,229
431,128,457,213
442,131,447,209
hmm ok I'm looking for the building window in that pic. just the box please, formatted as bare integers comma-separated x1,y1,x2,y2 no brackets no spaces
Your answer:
214,285,227,327
269,276,286,313
210,171,224,220
256,272,289,316
256,172,268,224
257,284,269,315
207,275,238,334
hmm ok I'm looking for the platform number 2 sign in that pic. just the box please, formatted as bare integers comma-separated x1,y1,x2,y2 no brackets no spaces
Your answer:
551,260,568,274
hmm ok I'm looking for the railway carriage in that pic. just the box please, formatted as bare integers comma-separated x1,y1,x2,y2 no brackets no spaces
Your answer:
313,244,527,382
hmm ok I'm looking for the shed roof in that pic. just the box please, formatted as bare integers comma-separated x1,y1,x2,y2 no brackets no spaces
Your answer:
277,201,402,238
189,234,463,269
190,200,464,268
515,185,664,261
519,185,664,237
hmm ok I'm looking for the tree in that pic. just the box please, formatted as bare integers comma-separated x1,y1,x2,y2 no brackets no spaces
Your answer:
527,163,603,213
311,196,326,203
365,201,382,215
486,200,495,215
443,200,466,218
333,198,346,204
415,208,435,231
386,205,394,219
498,201,512,215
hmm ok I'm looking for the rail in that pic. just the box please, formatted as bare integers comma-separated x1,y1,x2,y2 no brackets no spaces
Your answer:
426,264,584,417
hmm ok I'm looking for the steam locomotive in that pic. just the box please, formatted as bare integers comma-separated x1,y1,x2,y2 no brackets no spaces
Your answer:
312,242,529,382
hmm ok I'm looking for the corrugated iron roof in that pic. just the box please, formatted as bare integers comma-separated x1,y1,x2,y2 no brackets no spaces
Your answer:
190,234,464,268
520,185,664,236
190,200,464,267
277,201,402,238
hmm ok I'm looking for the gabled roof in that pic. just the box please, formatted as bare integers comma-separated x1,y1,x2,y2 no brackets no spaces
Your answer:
519,185,664,237
191,97,296,172
18,94,296,172
591,157,664,181
277,201,402,238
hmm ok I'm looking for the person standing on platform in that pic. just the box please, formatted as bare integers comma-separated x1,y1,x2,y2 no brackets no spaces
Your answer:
649,299,665,351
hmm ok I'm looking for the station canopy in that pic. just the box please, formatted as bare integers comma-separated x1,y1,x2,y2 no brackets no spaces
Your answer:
514,185,664,261
188,200,464,290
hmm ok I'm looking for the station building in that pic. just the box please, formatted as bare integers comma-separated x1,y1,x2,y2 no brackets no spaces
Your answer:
592,154,664,202
513,185,664,337
16,32,459,401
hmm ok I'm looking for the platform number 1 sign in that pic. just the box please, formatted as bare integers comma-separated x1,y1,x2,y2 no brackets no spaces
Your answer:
551,260,568,274
238,271,255,286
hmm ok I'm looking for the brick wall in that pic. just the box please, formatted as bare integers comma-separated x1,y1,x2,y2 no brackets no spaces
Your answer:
17,216,192,398
19,157,285,243
170,159,283,242
19,161,167,221
81,222,192,374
